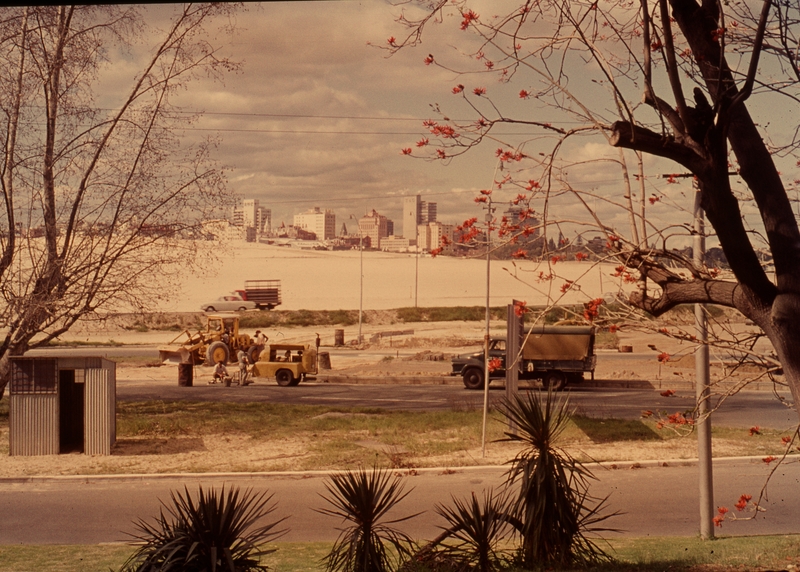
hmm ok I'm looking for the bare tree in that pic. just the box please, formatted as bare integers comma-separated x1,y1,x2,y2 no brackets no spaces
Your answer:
386,0,800,413
0,5,239,392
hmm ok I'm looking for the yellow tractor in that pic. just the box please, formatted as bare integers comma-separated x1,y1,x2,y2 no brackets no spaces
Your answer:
158,313,259,365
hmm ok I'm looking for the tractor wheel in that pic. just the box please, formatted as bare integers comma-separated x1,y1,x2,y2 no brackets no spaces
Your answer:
462,367,485,390
205,341,229,365
544,371,567,391
247,345,261,363
276,369,294,387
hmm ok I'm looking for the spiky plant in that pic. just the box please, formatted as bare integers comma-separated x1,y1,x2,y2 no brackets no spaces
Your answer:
318,466,419,572
501,389,616,569
431,489,514,572
120,485,286,572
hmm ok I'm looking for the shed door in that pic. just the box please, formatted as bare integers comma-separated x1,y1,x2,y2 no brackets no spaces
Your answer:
59,370,84,453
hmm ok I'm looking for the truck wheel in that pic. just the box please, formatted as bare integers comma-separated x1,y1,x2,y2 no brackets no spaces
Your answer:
205,341,229,365
276,369,294,387
544,371,567,391
462,367,485,390
247,346,261,363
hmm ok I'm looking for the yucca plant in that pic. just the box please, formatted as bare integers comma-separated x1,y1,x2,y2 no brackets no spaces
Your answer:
120,485,286,572
430,489,515,572
501,389,616,569
318,466,419,572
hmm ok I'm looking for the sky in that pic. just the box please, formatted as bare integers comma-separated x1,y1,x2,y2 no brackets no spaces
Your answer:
102,1,800,248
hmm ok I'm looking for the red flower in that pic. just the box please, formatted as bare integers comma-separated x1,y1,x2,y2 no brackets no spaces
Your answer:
608,324,618,333
512,248,527,259
484,60,494,69
782,435,792,445
650,40,663,51
401,148,412,155
657,352,670,363
525,179,540,190
430,247,443,257
717,506,729,515
416,138,429,147
660,389,675,397
735,494,752,511
713,515,724,527
474,196,487,204
487,357,503,372
424,54,434,65
519,89,530,99
575,252,588,261
387,36,397,46
460,9,479,30
560,281,573,293
749,426,760,436
763,455,777,464
473,87,486,96
514,301,528,317
452,84,464,94
436,149,446,159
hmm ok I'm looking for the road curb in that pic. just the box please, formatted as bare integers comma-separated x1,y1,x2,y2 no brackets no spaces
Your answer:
2,455,793,485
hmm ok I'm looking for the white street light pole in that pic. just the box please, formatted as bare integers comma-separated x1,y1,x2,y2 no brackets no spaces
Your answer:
415,225,419,308
481,194,494,458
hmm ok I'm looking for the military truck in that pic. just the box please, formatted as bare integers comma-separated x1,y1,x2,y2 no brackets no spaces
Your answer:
451,325,596,390
158,313,259,365
250,343,318,386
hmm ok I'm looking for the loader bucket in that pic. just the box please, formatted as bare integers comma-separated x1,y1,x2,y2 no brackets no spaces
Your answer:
159,347,194,364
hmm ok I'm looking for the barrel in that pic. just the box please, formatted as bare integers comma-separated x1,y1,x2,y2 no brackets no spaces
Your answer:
334,329,344,346
318,351,332,370
178,363,193,387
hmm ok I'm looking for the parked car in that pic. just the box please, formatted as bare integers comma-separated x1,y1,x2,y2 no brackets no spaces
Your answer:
200,294,256,313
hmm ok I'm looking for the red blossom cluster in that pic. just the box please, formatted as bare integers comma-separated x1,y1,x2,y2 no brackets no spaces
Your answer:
608,324,619,333
525,179,540,190
713,514,724,527
512,248,527,259
387,36,397,46
473,86,486,96
487,357,503,372
429,247,443,257
649,194,660,204
512,193,527,205
660,389,675,397
474,196,487,204
781,435,793,445
416,137,429,147
537,271,553,282
749,426,761,436
657,352,670,363
550,255,564,265
735,494,752,512
763,455,777,464
611,264,637,284
575,252,588,261
519,89,530,99
484,60,494,69
560,281,573,294
605,234,619,249
423,121,457,139
456,218,480,243
666,174,679,183
460,9,479,30
711,27,726,41
514,300,529,317
401,148,412,155
436,149,446,159
453,84,464,94
583,298,603,322
424,54,434,65
495,148,524,162
650,40,663,51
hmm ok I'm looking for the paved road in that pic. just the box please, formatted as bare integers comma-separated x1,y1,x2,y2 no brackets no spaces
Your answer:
0,459,798,545
115,381,798,430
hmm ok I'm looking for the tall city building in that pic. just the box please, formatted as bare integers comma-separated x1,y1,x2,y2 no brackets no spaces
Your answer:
232,199,271,236
293,207,336,240
403,194,437,245
418,221,454,252
358,209,391,249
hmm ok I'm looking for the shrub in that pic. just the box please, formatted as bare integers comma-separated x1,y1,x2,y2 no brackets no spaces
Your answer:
120,485,286,572
501,390,616,569
318,466,418,572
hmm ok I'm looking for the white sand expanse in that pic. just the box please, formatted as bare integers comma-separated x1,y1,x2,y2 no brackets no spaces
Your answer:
160,242,634,313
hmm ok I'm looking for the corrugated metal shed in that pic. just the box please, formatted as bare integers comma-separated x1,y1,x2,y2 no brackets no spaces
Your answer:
9,356,116,456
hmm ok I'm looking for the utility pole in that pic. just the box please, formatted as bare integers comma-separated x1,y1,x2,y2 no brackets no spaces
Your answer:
660,172,714,538
481,194,495,458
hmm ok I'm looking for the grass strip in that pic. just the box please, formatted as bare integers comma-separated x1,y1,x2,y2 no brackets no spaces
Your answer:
1,536,799,572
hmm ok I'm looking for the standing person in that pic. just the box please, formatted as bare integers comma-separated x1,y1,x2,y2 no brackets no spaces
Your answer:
237,349,251,385
254,330,268,358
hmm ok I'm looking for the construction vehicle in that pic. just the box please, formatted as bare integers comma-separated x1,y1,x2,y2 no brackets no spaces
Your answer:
251,342,318,386
451,325,596,390
158,313,259,365
234,280,282,310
